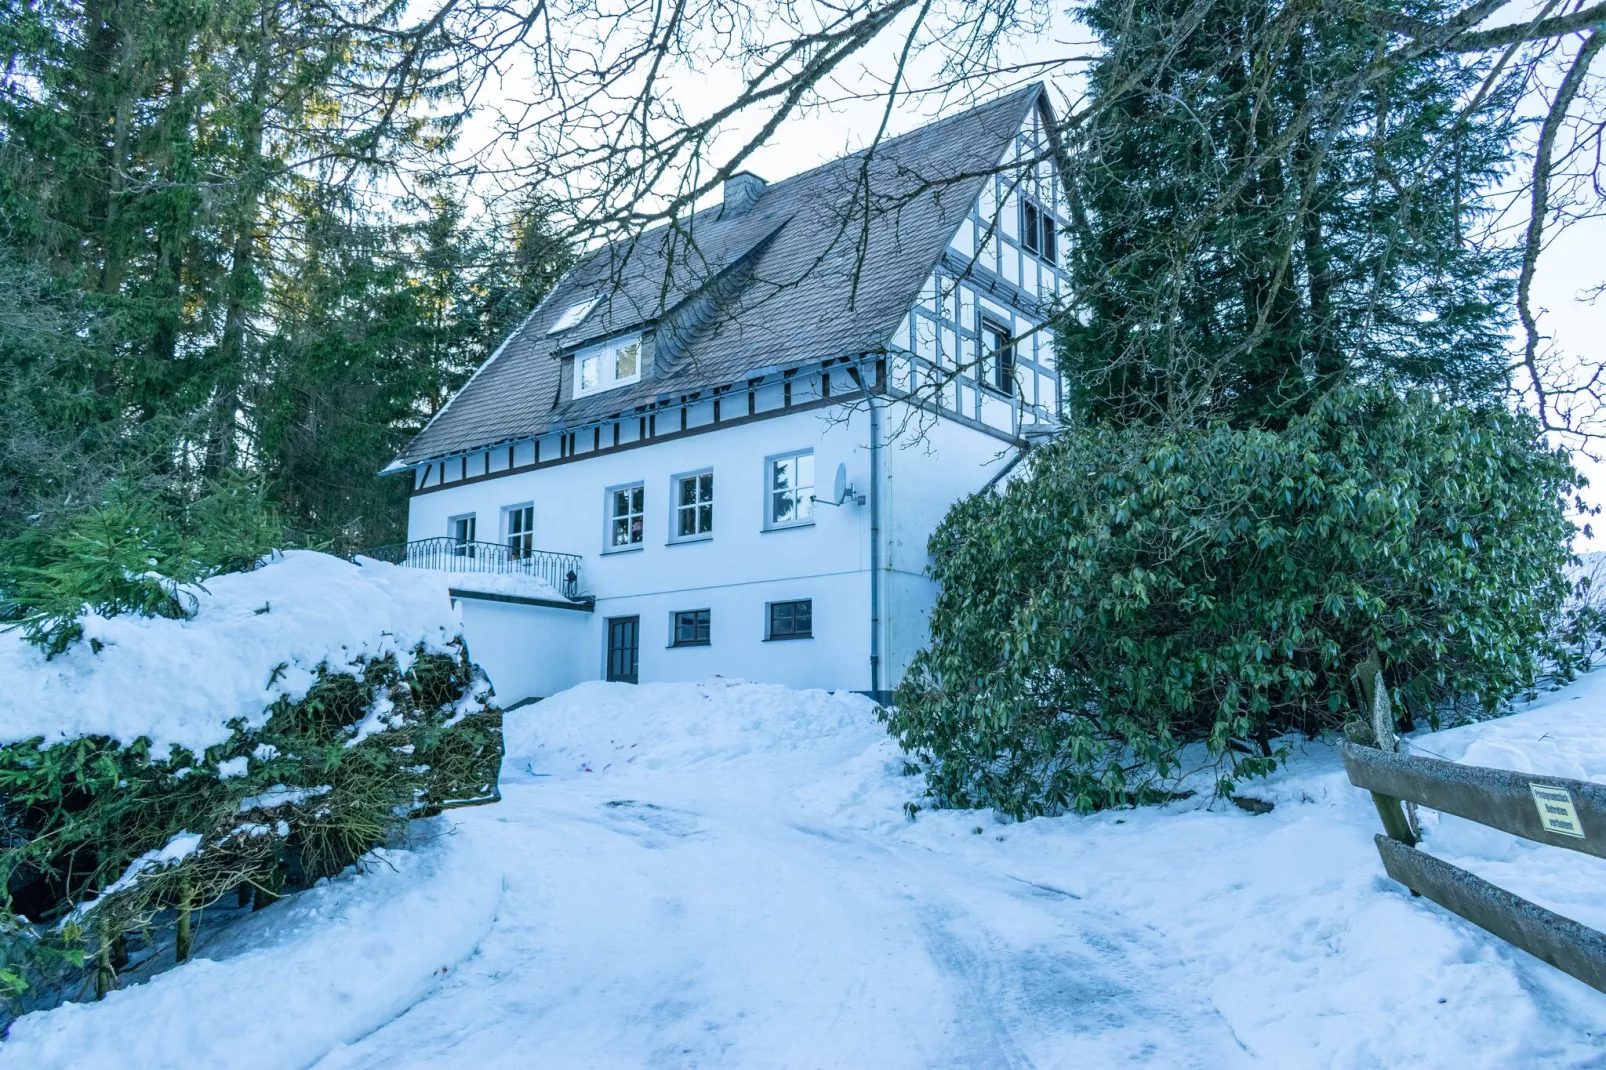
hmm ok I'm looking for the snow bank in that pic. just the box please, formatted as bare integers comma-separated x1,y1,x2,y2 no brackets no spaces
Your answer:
0,821,502,1070
0,552,462,757
503,677,883,776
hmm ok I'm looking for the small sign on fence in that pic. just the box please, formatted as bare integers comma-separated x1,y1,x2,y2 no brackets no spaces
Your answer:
1531,783,1586,839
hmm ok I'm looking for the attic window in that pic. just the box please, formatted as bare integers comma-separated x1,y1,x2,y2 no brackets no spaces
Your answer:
547,297,599,335
576,334,642,397
1020,197,1057,264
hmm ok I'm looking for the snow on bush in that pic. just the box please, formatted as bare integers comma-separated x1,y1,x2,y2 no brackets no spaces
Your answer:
0,551,466,757
0,552,501,1018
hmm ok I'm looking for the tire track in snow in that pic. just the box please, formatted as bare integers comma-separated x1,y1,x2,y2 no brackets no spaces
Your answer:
314,777,1253,1068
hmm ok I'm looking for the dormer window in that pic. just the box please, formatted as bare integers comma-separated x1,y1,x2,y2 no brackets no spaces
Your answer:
547,297,599,335
1020,197,1057,264
575,334,642,397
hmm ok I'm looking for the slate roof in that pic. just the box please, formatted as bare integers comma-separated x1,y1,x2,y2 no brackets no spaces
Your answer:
396,84,1045,466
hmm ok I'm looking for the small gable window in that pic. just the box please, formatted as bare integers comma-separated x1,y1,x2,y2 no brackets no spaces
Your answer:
982,320,1016,396
576,335,643,398
1020,197,1057,264
547,297,598,335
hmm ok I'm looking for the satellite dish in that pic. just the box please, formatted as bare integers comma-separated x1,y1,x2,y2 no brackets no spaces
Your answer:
833,463,849,505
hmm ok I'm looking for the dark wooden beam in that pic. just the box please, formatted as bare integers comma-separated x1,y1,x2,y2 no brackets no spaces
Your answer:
1374,835,1606,993
1341,742,1606,859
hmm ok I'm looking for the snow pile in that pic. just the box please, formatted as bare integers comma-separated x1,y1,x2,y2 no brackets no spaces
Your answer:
0,823,502,1070
0,551,462,757
505,677,883,776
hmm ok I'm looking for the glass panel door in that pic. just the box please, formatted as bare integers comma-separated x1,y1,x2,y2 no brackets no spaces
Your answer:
606,616,640,684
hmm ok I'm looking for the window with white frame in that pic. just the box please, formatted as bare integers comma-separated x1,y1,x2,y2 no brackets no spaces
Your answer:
450,514,476,556
766,450,814,528
673,470,713,540
575,334,642,397
606,482,645,550
504,503,534,558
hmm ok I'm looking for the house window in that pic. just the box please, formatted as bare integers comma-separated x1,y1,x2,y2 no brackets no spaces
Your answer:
606,483,645,550
1020,197,1057,263
982,321,1016,396
575,334,642,397
767,599,812,641
504,504,534,558
766,450,814,528
671,609,711,647
673,470,714,540
450,514,476,556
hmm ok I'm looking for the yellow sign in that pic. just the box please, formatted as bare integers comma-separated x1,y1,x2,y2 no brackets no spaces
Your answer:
1531,783,1586,839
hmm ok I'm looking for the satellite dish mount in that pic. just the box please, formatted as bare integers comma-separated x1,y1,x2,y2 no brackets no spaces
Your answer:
813,462,865,507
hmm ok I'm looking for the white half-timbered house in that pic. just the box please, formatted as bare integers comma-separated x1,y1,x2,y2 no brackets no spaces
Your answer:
381,85,1068,703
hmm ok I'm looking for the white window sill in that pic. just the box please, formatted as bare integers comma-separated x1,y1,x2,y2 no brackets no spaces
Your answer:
601,544,645,555
666,534,713,547
761,520,816,534
763,634,814,642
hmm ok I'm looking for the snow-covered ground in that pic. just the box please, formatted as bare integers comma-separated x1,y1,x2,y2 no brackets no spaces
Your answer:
8,674,1606,1068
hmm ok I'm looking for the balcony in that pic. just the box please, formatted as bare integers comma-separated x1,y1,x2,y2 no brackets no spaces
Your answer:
364,538,589,605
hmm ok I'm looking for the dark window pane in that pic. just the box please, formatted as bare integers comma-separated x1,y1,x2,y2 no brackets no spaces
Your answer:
769,599,812,639
699,473,713,501
699,504,712,532
1043,216,1057,262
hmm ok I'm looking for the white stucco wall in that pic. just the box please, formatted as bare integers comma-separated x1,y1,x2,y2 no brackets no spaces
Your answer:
409,402,880,699
454,598,592,703
877,400,1019,688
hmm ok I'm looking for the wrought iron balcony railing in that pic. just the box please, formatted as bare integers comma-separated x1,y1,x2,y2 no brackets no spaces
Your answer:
364,538,585,600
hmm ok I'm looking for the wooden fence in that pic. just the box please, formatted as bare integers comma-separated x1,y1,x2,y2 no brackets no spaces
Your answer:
1341,740,1606,992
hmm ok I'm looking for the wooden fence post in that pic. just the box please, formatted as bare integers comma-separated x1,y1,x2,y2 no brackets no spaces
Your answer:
1354,654,1417,847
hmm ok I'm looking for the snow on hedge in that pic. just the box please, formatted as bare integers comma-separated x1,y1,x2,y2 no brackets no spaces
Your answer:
0,551,461,757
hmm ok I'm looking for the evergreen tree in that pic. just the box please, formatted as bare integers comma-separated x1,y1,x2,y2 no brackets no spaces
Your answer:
0,0,570,554
1061,0,1520,427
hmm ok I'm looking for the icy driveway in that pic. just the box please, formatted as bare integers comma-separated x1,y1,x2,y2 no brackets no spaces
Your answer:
11,678,1606,1068
310,680,1606,1069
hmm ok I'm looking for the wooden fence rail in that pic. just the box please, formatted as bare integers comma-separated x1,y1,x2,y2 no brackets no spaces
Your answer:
1341,741,1606,993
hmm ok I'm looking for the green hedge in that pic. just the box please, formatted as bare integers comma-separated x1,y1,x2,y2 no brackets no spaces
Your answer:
886,386,1595,818
1,641,500,1013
